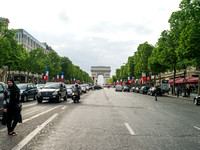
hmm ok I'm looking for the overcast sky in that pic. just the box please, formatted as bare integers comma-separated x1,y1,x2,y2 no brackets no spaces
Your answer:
1,0,182,84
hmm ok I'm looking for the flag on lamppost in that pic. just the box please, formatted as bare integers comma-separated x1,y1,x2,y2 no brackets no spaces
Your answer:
116,80,119,85
73,78,76,84
61,72,64,82
120,79,122,85
142,72,146,82
132,76,134,83
57,74,59,82
70,78,72,84
128,75,130,83
45,67,49,81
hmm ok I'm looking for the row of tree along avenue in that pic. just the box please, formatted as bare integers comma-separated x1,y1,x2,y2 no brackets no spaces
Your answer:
0,20,93,84
108,0,200,94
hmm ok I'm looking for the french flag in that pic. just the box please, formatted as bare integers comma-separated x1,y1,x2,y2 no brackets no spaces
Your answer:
45,67,49,81
61,72,64,82
73,78,76,84
120,79,122,85
116,80,119,85
128,75,130,83
57,74,59,82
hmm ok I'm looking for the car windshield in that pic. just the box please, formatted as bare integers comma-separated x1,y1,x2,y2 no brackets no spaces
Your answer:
17,84,27,90
43,83,60,89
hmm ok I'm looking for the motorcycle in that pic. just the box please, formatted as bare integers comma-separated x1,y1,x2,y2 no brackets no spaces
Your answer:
72,91,80,103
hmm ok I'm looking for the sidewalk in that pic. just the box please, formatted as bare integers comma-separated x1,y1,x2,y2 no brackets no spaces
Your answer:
164,92,197,102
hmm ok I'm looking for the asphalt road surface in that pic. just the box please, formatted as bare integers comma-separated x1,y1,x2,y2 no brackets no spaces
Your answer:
0,88,200,150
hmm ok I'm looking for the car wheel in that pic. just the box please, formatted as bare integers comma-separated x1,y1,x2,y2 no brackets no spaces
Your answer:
56,96,61,103
33,94,37,100
37,98,42,103
194,98,198,105
23,95,28,102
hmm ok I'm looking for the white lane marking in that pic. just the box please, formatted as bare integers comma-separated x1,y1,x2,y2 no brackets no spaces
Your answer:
125,123,135,135
61,106,67,110
194,126,200,131
23,106,60,123
23,103,37,108
0,106,61,132
12,113,58,150
148,107,155,111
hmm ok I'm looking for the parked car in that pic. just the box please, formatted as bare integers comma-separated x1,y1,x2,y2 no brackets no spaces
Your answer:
66,84,73,98
123,86,130,92
139,86,150,94
0,82,8,117
135,87,140,93
17,83,38,102
131,87,136,92
115,85,123,92
80,84,87,93
37,82,67,103
193,96,200,105
147,87,162,96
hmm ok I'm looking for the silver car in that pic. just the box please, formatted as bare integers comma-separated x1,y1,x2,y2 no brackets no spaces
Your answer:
115,85,122,92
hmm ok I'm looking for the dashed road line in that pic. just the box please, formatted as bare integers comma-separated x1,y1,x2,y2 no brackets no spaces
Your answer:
61,106,67,110
12,113,58,150
194,126,200,131
148,107,155,111
125,123,135,135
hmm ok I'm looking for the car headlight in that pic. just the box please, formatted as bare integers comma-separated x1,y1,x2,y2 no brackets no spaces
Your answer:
52,91,58,95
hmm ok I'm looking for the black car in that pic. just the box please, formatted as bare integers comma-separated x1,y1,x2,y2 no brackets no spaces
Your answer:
37,82,67,103
17,83,38,102
94,85,101,90
139,86,150,94
0,82,8,117
193,96,200,105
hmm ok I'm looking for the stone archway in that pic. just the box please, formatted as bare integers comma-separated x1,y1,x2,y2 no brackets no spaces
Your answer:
91,66,111,85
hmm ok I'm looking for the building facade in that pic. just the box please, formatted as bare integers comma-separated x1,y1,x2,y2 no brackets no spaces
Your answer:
15,29,46,52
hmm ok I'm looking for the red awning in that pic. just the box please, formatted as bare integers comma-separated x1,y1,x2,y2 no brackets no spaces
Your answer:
169,78,184,84
186,77,199,84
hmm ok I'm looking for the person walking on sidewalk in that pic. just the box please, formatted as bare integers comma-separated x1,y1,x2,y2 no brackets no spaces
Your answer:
3,79,22,136
154,86,157,101
177,86,179,97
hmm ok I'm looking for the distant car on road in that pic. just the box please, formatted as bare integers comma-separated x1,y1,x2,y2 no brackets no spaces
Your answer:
17,83,38,102
37,82,67,103
135,87,140,93
115,85,123,92
139,86,150,94
66,84,73,98
0,82,8,117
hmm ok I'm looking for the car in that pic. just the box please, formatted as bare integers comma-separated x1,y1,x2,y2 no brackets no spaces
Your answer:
139,86,150,94
80,84,87,93
193,96,200,105
123,86,130,92
17,83,38,102
147,87,162,96
115,85,123,92
94,85,101,90
66,84,73,98
0,82,8,117
135,87,140,93
37,82,67,103
36,84,45,89
131,87,136,92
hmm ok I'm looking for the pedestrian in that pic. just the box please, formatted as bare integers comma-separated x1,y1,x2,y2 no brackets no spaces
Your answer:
187,86,191,98
154,86,157,101
3,79,22,136
177,86,179,97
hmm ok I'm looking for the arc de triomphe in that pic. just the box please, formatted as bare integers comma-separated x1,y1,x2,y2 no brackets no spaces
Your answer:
91,66,111,85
